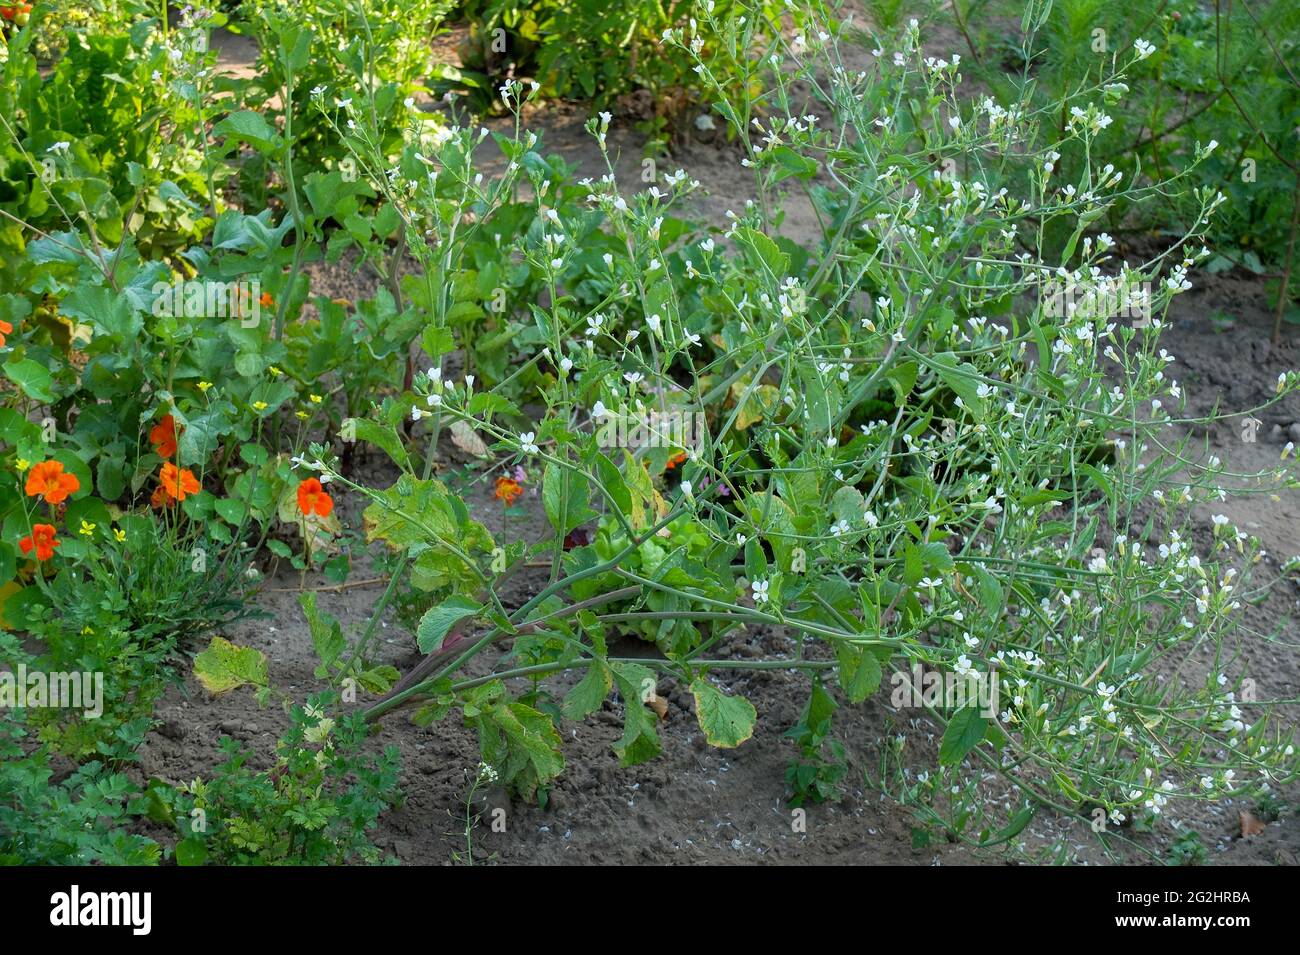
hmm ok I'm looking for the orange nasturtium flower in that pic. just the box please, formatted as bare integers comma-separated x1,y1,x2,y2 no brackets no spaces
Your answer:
24,460,80,504
159,462,201,502
665,452,688,470
296,478,334,517
19,524,60,561
149,413,181,458
494,476,524,506
1,6,33,24
0,317,13,348
259,292,274,309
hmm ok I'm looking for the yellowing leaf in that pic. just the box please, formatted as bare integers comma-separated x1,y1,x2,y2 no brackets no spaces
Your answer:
449,419,490,458
729,381,781,430
193,637,269,696
690,677,756,747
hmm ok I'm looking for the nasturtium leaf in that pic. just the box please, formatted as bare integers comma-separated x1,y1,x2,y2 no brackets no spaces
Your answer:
3,358,56,403
175,836,208,867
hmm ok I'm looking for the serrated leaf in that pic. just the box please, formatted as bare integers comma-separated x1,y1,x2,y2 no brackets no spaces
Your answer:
416,595,481,653
609,661,661,766
299,591,346,675
561,658,612,720
193,637,268,696
835,644,882,703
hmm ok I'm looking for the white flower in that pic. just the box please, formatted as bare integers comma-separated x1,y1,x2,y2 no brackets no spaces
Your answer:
751,578,770,603
1133,38,1155,59
592,400,608,419
864,510,879,528
519,431,540,455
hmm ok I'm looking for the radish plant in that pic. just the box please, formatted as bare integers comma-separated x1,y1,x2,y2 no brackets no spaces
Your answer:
309,4,1298,844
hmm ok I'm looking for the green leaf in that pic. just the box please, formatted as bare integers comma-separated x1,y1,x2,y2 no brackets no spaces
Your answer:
176,405,233,467
977,804,1036,848
496,701,564,783
736,226,791,279
61,285,141,342
830,485,866,524
939,706,987,766
561,658,612,721
690,677,757,748
345,418,410,470
3,358,56,402
213,110,279,154
835,644,882,703
416,595,481,653
542,462,596,537
609,661,661,766
930,352,986,420
355,665,400,694
593,451,631,516
192,637,268,696
300,591,346,675
175,836,208,867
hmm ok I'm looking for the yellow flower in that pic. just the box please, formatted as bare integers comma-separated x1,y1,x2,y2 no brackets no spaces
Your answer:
113,528,126,542
309,394,323,404
295,410,309,420
252,401,269,412
81,625,95,635
78,520,96,537
269,366,283,376
198,381,213,393
15,458,30,472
